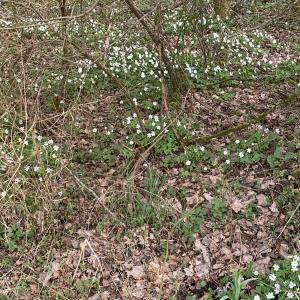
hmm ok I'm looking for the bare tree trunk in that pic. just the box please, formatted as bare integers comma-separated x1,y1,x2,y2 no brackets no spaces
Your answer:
123,0,189,104
296,0,300,15
55,0,69,110
213,0,231,19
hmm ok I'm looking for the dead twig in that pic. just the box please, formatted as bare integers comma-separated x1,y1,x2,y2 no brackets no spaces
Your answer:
0,1,101,31
276,201,300,240
66,167,126,227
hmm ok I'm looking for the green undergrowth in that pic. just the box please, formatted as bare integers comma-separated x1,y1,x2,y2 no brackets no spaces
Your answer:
0,1,299,299
185,254,300,300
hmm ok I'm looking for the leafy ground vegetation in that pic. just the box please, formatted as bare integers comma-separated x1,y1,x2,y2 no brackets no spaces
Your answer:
0,0,299,299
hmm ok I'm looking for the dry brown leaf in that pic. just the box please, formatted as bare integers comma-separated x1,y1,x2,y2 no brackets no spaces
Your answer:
99,291,110,300
132,289,145,299
253,256,271,273
209,175,220,185
51,262,60,278
40,261,60,287
257,194,268,206
127,265,144,280
194,240,211,278
279,243,289,258
270,202,279,214
40,271,52,287
231,197,244,213
242,254,253,264
148,261,160,275
203,193,213,201
29,284,38,293
88,294,100,300
0,289,10,296
184,265,194,277
186,192,203,206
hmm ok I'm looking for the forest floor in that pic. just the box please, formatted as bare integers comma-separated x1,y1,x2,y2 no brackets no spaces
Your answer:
0,2,300,300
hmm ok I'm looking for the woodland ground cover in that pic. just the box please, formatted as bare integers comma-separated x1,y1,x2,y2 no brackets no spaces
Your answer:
0,0,299,299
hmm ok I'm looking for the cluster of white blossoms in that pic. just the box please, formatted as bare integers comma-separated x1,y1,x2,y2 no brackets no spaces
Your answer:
253,256,300,300
145,120,292,170
0,118,62,199
257,124,281,135
124,113,173,146
289,255,299,272
1,2,297,108
162,8,296,84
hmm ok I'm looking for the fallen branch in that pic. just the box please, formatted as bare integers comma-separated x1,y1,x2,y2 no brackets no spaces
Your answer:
185,90,299,145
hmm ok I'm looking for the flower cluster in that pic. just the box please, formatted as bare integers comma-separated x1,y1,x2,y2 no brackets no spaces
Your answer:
1,2,297,109
0,117,62,200
252,255,300,300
